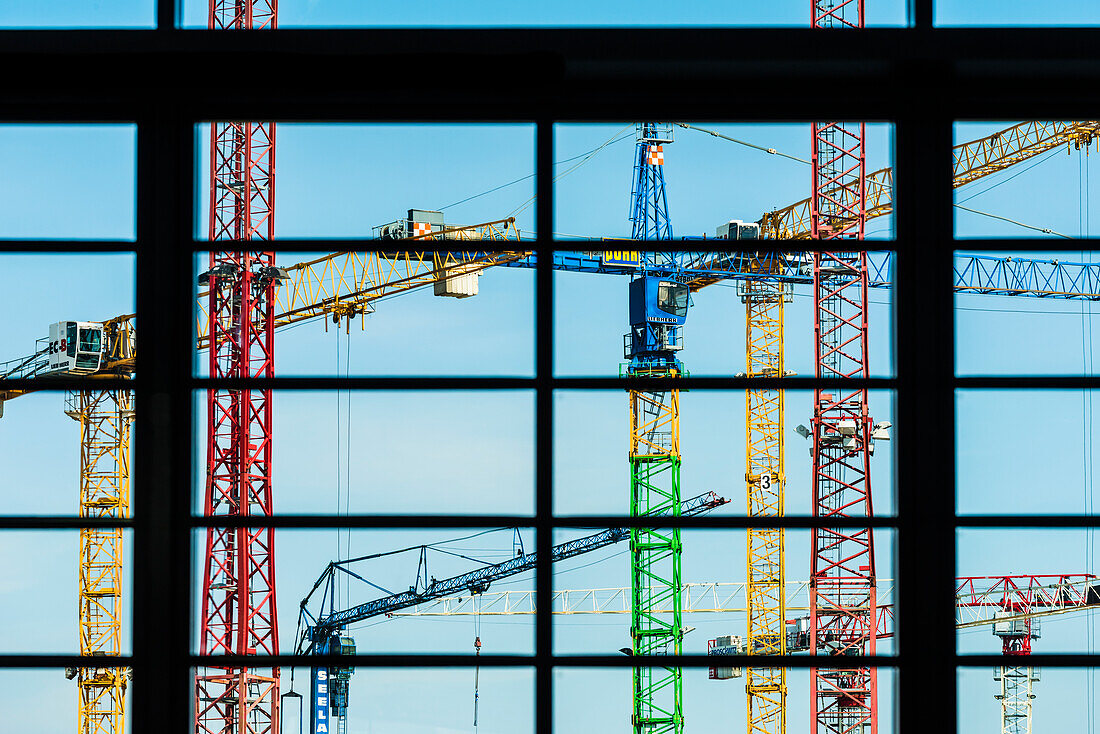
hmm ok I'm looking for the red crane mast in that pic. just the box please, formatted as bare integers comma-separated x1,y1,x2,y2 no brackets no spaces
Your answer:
809,4,876,734
196,3,280,734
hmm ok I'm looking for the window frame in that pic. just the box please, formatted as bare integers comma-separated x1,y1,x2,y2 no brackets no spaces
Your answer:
3,3,1100,732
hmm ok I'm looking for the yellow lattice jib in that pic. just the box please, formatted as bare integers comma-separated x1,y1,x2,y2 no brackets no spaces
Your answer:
742,279,787,734
194,219,529,347
70,390,132,734
760,121,1100,241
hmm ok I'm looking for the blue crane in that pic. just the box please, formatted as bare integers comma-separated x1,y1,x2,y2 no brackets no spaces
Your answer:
295,491,729,734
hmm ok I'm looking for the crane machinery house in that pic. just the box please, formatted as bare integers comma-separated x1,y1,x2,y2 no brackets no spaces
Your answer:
47,321,104,374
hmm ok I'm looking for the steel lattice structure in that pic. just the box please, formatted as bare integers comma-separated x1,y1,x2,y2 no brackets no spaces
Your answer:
196,4,280,734
70,390,133,734
629,380,684,734
629,123,674,240
810,5,878,732
743,277,788,734
956,574,1100,734
627,124,685,734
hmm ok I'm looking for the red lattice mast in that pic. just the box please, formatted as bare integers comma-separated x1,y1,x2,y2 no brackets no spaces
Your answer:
809,3,875,734
196,3,280,734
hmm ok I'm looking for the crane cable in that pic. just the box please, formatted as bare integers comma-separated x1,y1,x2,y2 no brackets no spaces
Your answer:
473,594,483,729
680,120,1075,238
675,122,810,165
335,329,354,608
507,123,635,219
1081,150,1097,734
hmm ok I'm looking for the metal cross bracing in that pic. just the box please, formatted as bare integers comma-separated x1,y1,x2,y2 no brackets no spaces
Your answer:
210,0,276,30
626,120,687,734
809,2,879,725
68,390,133,734
956,574,1100,734
761,121,1100,240
630,123,674,240
809,255,879,734
812,0,864,29
196,4,280,732
384,579,897,617
629,378,685,734
742,275,789,734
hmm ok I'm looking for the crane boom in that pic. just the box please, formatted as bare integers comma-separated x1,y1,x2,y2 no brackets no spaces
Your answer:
195,218,526,348
300,491,728,644
760,121,1100,240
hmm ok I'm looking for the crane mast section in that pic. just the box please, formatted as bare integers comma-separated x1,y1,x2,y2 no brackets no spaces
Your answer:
630,379,683,734
808,6,878,714
71,390,132,734
744,279,787,734
197,11,281,722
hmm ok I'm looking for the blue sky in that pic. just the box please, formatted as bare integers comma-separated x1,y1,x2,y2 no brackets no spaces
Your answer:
1,34,1100,734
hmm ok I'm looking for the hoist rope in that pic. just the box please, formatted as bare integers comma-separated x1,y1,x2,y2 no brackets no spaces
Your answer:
1081,150,1097,734
473,594,483,729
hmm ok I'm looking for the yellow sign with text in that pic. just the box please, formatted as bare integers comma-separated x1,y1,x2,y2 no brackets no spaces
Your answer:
603,250,641,268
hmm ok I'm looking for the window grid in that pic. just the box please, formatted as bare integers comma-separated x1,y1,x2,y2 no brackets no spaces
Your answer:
2,7,1100,734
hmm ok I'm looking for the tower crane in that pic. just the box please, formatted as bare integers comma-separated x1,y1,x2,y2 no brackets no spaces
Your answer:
956,574,1100,734
804,7,883,734
6,114,1100,734
296,492,729,734
701,117,1100,734
0,217,522,734
626,121,690,734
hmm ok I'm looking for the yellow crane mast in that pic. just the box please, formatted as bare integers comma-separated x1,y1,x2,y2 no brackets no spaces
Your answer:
735,119,1100,734
67,389,133,734
742,276,788,734
0,220,521,734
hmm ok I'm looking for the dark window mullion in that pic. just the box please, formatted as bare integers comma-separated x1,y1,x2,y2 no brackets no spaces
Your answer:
894,106,957,733
535,116,555,734
132,107,194,734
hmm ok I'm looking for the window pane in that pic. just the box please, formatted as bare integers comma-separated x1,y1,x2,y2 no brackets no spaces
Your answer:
0,1,153,28
551,528,897,656
182,1,909,28
955,250,1100,376
554,122,895,240
191,528,536,655
957,390,1100,515
192,666,533,734
957,529,1100,653
0,530,132,654
193,123,535,241
958,667,1100,734
554,390,896,516
555,259,894,378
953,121,1098,239
556,667,899,732
0,391,135,516
938,1,1100,26
191,390,533,515
192,250,534,378
0,126,136,240
0,669,132,734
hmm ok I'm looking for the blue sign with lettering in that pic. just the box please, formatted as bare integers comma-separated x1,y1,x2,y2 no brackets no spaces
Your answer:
312,667,330,734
